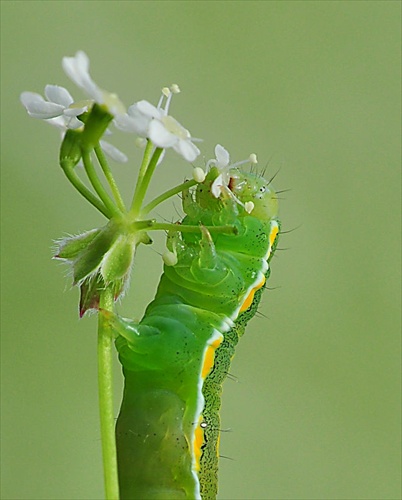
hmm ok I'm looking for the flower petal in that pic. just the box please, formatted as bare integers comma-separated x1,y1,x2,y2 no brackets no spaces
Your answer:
211,174,224,198
63,106,88,117
99,140,128,163
45,116,68,129
215,144,230,168
45,115,83,130
20,91,64,119
118,102,154,135
173,139,200,162
100,91,126,116
114,113,140,133
148,120,177,147
62,51,102,102
135,100,161,119
63,115,84,129
44,85,73,107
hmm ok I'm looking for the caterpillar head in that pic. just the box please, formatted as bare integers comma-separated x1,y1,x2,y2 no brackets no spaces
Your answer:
227,170,278,221
193,167,278,222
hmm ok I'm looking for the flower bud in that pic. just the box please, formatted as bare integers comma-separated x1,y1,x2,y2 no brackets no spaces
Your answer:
59,129,82,168
55,228,102,260
101,235,135,283
72,223,118,285
54,220,142,316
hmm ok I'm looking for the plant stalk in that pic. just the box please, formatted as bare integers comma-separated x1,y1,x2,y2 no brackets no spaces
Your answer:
98,287,119,500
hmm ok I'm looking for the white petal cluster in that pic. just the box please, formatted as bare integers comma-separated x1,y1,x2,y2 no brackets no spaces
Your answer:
209,144,258,199
115,88,200,163
20,85,87,130
20,88,127,163
20,57,127,163
209,144,232,198
62,51,126,116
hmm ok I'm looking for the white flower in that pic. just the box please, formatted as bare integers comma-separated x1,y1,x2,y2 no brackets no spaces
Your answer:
20,86,127,163
208,144,230,170
209,144,231,198
115,86,200,162
62,51,125,116
20,85,88,129
209,144,258,198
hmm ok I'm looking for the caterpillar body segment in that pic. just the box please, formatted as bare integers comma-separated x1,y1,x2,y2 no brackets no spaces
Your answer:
110,167,280,499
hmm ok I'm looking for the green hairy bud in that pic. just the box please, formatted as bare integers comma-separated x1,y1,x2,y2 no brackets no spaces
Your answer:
55,228,102,260
54,221,138,316
100,234,136,283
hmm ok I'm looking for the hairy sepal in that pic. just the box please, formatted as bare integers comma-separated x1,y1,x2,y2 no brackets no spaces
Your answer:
54,221,138,316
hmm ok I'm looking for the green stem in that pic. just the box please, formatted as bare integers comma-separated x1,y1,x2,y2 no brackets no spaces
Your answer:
94,144,126,213
130,145,163,217
129,140,153,214
82,149,122,218
98,287,119,500
148,222,238,235
60,160,111,218
141,179,198,216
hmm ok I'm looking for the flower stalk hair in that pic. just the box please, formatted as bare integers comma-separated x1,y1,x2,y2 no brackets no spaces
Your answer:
21,51,280,500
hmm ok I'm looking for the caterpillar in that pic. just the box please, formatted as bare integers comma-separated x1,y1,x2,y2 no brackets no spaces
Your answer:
105,165,280,499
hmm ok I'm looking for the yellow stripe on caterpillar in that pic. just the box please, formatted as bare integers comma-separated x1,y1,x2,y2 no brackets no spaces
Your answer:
239,275,266,313
201,336,224,378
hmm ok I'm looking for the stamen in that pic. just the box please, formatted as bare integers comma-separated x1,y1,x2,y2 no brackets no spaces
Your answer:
231,155,257,169
164,91,173,114
170,83,180,94
161,87,170,97
156,93,164,109
193,167,206,183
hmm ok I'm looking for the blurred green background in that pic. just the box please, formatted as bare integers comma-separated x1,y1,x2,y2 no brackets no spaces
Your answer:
1,1,400,499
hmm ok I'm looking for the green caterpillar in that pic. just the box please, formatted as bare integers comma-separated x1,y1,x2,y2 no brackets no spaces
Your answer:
105,165,280,499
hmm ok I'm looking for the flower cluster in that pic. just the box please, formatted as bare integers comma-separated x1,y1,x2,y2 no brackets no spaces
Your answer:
115,86,200,162
208,144,258,212
20,51,200,163
20,51,262,316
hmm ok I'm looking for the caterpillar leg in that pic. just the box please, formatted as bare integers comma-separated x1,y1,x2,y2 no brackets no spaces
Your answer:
182,188,203,219
101,309,159,343
191,227,228,285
